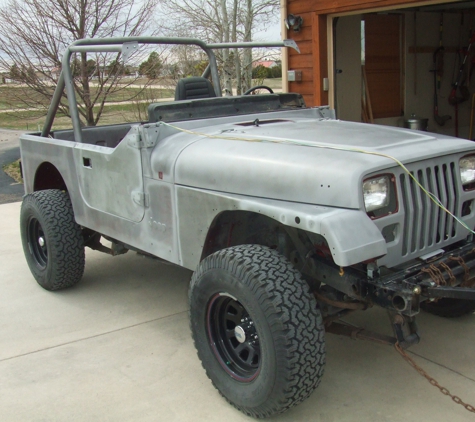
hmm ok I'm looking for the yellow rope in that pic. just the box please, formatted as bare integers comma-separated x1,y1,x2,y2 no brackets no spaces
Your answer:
159,121,475,236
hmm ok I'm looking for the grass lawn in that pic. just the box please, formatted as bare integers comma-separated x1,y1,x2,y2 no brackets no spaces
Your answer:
0,78,282,131
0,102,155,131
2,159,22,183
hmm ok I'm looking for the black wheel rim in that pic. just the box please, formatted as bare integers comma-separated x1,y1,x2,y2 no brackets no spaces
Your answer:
207,293,261,382
27,217,48,268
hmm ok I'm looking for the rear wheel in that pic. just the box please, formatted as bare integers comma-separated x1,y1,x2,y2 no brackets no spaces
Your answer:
189,245,325,418
20,189,85,290
421,298,475,318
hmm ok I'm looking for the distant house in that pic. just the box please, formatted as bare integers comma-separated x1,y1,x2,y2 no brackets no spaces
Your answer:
50,67,61,80
253,60,278,69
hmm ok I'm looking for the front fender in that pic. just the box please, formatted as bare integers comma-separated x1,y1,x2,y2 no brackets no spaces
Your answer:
176,186,386,269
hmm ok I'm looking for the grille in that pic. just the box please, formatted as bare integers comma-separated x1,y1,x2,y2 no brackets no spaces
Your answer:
399,162,459,256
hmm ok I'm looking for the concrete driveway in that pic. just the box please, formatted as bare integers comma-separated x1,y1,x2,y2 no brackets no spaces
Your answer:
1,201,474,421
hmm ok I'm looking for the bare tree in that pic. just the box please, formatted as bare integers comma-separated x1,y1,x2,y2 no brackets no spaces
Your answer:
0,0,159,126
160,0,278,94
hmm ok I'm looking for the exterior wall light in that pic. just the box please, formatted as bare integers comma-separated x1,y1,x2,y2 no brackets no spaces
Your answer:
284,14,303,32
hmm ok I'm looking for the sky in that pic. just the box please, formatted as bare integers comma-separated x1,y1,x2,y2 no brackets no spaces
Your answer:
0,0,283,40
255,22,282,42
0,0,284,68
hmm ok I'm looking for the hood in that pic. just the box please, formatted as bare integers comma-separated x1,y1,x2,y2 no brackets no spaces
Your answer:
168,117,475,209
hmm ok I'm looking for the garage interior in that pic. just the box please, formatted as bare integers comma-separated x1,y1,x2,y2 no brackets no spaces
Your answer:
333,1,475,139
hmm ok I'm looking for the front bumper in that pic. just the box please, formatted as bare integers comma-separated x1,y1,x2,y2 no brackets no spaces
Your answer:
371,241,475,316
311,241,475,317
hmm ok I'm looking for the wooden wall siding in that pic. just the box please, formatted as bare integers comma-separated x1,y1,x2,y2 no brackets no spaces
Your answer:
288,11,317,105
286,0,434,106
288,0,428,15
313,14,329,106
365,14,402,118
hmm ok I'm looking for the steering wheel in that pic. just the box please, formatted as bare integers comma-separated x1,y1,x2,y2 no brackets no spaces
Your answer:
243,85,274,95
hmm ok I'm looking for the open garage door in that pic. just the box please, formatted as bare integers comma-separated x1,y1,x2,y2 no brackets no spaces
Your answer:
332,1,475,139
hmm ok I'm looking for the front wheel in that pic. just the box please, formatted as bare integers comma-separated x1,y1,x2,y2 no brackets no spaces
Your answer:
189,245,325,418
20,189,85,290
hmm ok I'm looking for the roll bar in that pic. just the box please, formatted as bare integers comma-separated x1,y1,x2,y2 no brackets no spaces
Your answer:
42,37,299,142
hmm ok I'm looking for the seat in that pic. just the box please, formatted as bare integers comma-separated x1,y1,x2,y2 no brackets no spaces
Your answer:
174,77,216,101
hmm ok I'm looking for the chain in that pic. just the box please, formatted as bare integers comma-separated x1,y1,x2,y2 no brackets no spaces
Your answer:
448,256,471,286
395,343,475,413
419,264,446,285
439,262,456,285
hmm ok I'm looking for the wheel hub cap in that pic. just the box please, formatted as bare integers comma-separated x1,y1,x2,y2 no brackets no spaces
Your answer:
27,217,48,268
234,326,246,343
207,293,261,381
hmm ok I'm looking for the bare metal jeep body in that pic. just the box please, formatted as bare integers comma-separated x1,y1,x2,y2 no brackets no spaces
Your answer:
19,37,475,417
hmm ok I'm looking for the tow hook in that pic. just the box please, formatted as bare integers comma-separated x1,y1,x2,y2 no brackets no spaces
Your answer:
388,311,420,348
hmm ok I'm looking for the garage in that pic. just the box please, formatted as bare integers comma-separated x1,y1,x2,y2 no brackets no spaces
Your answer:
284,0,475,139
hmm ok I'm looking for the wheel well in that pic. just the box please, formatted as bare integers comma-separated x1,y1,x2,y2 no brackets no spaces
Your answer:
201,210,328,263
201,211,282,261
201,211,334,291
34,162,67,192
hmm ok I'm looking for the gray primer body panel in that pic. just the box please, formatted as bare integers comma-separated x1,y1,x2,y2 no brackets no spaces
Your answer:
72,126,145,223
19,105,475,270
175,186,387,269
162,110,475,210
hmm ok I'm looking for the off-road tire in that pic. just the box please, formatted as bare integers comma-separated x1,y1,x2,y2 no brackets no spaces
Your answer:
189,245,326,418
420,298,475,318
20,189,85,290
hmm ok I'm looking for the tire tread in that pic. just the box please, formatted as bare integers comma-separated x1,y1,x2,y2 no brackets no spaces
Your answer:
20,189,85,290
189,244,325,418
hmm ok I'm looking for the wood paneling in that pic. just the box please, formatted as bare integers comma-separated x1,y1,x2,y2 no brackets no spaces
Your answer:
288,11,315,103
290,80,315,95
365,14,402,118
286,0,423,106
289,54,314,68
301,94,315,105
294,40,313,55
287,6,329,106
288,69,315,95
287,24,313,43
288,0,435,15
313,14,328,105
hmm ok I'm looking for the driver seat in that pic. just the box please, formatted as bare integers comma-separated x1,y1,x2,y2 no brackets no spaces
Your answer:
175,77,216,101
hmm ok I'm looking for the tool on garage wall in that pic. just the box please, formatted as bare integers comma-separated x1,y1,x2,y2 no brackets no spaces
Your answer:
432,13,451,127
449,14,475,137
362,65,374,124
414,12,417,96
436,13,444,91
